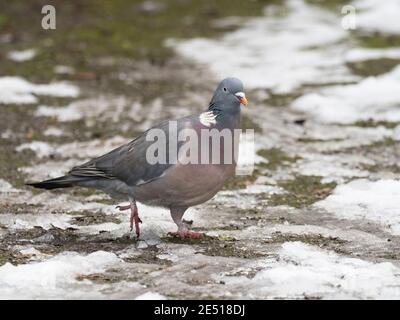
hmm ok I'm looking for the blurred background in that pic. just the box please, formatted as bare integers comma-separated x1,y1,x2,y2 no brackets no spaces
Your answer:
1,0,400,299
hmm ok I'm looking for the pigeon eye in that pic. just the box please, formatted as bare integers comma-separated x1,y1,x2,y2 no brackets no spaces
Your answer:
223,87,227,92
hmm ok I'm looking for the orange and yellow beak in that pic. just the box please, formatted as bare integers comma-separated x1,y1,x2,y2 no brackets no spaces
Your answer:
235,92,248,106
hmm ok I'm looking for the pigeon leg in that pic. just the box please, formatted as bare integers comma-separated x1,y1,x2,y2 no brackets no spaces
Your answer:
169,207,203,239
129,198,142,238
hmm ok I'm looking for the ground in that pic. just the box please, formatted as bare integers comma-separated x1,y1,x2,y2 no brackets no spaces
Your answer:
1,0,400,299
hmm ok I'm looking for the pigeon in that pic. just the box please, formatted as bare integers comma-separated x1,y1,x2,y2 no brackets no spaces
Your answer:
28,78,248,238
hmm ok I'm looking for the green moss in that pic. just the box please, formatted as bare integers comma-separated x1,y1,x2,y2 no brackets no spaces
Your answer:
360,163,400,174
305,0,349,10
0,0,281,81
0,13,8,30
223,170,260,190
347,58,400,77
257,148,301,170
0,249,27,266
269,175,337,208
265,232,347,247
355,33,400,48
297,137,326,143
241,114,262,133
265,91,301,107
351,119,400,129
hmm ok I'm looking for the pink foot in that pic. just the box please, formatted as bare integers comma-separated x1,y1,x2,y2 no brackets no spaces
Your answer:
129,201,142,238
169,230,204,239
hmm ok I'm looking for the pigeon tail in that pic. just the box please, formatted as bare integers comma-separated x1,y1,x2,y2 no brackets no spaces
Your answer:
27,175,88,190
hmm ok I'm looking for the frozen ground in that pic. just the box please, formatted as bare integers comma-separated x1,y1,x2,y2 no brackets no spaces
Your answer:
1,0,400,299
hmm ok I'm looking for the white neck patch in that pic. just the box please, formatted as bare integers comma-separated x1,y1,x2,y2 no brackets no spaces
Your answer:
199,111,217,127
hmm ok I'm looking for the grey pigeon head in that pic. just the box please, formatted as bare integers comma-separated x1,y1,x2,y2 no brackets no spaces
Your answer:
209,77,247,115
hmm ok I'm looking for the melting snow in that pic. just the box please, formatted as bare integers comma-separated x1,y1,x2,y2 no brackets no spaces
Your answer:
316,179,400,235
0,76,79,104
228,242,400,299
135,292,167,300
291,66,400,124
7,49,36,62
171,0,356,93
0,179,19,193
0,251,121,299
355,0,400,35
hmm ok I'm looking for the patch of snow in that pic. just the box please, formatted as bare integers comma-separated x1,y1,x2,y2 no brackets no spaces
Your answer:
0,251,121,299
135,292,167,300
0,179,19,193
0,76,79,104
19,159,85,181
291,66,400,124
345,48,400,63
43,127,65,137
356,0,400,35
295,154,370,183
54,65,74,75
16,136,129,159
7,49,36,62
316,179,400,235
0,213,75,231
16,141,55,158
171,0,357,93
36,96,128,122
225,242,400,299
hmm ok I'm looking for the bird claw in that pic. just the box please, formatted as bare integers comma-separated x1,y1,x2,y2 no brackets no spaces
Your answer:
169,230,204,239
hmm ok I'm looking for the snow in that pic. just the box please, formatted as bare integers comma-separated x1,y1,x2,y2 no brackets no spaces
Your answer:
171,0,356,93
0,251,121,299
225,242,400,299
316,179,400,235
0,179,19,193
43,127,65,137
7,49,36,62
16,141,55,158
0,77,79,104
36,96,128,122
356,0,400,35
345,48,400,63
291,66,400,124
135,292,167,300
0,213,75,231
15,136,129,159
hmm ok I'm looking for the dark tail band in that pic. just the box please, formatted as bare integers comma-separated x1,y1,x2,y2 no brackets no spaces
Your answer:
27,175,83,190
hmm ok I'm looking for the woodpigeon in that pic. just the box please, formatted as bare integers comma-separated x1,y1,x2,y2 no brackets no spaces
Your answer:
28,78,248,238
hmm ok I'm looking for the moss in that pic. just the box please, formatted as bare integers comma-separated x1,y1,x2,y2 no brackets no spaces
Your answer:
347,58,400,77
0,13,8,30
257,148,301,170
0,249,27,266
223,170,260,190
355,33,400,48
305,0,349,10
351,119,400,129
266,232,347,246
265,91,301,107
0,0,281,81
360,163,400,174
297,137,326,143
241,114,263,133
269,175,336,208
362,137,397,150
123,246,173,266
70,212,121,226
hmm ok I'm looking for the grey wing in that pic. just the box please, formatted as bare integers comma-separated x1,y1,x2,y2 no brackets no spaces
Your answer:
68,117,193,186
